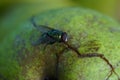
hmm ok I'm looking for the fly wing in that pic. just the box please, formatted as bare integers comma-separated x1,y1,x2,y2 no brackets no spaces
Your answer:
34,25,53,33
31,36,45,46
31,33,55,46
31,16,54,33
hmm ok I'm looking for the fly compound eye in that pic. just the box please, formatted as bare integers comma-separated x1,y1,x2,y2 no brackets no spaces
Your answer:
61,32,68,42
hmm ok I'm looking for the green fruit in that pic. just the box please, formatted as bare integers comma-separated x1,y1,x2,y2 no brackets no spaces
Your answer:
0,7,120,80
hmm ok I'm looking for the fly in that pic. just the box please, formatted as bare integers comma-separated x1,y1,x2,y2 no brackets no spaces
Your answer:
31,16,67,46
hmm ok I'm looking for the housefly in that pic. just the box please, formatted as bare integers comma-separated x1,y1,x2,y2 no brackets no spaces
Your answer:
30,16,68,46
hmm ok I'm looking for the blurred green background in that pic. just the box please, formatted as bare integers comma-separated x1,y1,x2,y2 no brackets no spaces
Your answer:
0,0,120,42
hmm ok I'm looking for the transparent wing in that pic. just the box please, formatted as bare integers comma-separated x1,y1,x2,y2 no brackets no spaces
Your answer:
31,36,46,46
31,34,55,46
31,16,54,33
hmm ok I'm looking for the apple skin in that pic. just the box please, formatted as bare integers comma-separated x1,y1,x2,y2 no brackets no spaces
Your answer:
0,8,120,80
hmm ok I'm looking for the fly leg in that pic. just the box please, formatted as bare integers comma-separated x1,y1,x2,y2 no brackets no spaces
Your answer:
64,42,120,80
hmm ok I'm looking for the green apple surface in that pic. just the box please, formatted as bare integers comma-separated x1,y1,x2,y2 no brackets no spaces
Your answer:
0,8,120,80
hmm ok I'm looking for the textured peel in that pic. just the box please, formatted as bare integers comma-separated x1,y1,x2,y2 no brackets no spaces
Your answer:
0,8,120,80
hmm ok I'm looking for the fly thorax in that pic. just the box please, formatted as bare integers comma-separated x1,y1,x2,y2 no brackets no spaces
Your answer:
47,30,63,42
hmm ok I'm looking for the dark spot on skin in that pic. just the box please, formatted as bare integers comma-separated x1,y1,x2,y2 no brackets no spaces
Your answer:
84,15,98,27
87,40,100,52
81,40,101,53
14,35,26,61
